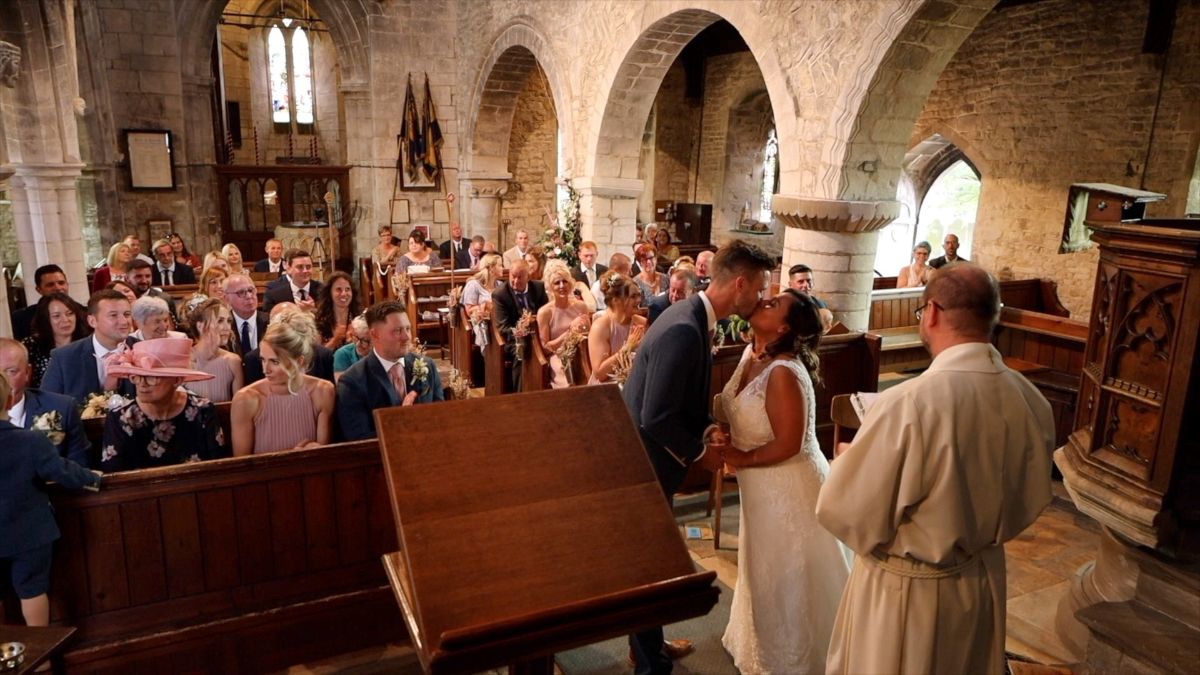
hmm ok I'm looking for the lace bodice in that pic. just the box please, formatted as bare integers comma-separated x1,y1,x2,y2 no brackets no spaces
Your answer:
720,345,820,464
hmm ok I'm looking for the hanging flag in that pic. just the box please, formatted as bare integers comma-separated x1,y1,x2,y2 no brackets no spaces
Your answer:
422,73,443,183
400,74,425,182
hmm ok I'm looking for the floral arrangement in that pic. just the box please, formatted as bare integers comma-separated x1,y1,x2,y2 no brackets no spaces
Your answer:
510,309,536,363
31,410,65,445
714,315,752,352
410,339,431,394
537,179,582,268
82,391,130,420
445,368,472,400
556,323,590,386
609,345,636,386
390,271,412,302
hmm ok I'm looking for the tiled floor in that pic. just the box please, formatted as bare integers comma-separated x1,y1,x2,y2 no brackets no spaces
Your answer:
282,482,1098,673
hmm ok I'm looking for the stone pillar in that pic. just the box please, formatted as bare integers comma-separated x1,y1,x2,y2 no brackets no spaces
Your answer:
459,173,511,245
8,162,89,305
772,196,899,331
181,75,219,253
573,176,642,263
340,84,372,259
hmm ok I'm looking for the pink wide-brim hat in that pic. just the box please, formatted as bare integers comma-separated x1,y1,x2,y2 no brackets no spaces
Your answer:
106,337,215,383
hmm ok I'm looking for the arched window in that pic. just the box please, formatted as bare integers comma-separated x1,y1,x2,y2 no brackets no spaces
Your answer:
266,21,315,129
872,175,919,276
915,160,979,261
759,129,779,222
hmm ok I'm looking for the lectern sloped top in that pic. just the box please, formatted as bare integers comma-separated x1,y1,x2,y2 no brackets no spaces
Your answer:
375,385,719,674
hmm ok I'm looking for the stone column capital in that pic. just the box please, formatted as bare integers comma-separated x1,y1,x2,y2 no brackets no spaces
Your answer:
460,173,511,199
5,162,86,185
0,41,20,88
773,195,900,233
572,176,644,200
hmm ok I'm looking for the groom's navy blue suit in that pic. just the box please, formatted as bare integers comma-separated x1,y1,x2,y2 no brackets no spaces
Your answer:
621,293,713,675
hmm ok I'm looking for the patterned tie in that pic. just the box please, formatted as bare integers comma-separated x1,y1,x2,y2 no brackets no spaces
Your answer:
388,362,407,401
240,320,252,354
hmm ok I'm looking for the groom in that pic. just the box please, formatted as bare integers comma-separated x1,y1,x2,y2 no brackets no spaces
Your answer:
622,240,775,675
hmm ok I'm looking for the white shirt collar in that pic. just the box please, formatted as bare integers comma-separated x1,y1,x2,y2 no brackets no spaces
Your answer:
373,349,403,373
159,262,176,272
289,279,306,294
92,334,122,358
8,395,26,428
697,291,717,333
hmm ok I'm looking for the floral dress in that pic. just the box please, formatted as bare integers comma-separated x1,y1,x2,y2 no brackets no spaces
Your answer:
100,392,229,472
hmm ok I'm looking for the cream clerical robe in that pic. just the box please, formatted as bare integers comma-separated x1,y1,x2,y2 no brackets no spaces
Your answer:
816,342,1054,675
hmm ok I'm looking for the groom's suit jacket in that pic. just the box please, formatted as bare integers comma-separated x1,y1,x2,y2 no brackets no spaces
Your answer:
336,351,443,441
622,294,712,490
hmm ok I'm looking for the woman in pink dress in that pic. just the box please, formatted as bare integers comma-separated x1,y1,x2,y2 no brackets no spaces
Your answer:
184,298,243,403
537,262,591,388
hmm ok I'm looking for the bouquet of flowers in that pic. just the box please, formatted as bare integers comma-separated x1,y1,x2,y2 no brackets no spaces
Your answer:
81,391,130,420
31,410,65,445
537,179,582,268
609,345,636,387
410,339,431,395
445,368,472,400
511,309,536,363
556,322,590,386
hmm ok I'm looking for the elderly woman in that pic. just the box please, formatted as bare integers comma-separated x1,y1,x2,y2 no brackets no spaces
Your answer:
169,232,203,272
588,271,646,384
372,225,402,274
185,298,243,403
633,243,664,303
538,261,592,388
132,296,185,341
221,243,247,276
22,292,90,387
897,240,933,288
101,338,230,471
231,313,334,455
91,242,134,292
395,229,443,275
315,271,363,350
333,315,371,381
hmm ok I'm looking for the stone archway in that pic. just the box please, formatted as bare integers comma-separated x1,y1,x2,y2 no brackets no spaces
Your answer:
461,21,572,246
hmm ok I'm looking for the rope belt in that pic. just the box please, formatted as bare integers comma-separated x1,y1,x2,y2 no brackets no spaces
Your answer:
866,549,980,580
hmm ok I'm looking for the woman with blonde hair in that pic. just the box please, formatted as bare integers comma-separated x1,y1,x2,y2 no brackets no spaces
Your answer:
231,311,334,455
462,253,503,319
184,298,243,403
221,243,247,276
537,261,592,388
588,271,647,384
91,242,134,292
188,266,229,315
203,251,230,274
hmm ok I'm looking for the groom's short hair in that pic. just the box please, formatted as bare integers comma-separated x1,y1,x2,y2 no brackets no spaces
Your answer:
710,240,775,284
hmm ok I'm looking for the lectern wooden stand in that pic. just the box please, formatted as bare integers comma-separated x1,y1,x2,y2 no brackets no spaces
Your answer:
375,385,720,675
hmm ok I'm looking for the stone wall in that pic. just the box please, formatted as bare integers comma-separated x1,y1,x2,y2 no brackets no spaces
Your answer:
911,0,1200,318
500,63,556,249
652,60,697,205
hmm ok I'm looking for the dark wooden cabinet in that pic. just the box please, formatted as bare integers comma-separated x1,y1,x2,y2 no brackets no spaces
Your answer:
654,201,712,246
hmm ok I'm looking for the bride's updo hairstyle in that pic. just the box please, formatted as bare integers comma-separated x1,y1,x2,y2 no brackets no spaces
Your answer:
262,309,317,394
765,289,824,386
599,270,641,306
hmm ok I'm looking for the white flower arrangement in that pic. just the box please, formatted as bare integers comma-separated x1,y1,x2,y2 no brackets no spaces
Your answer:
82,391,130,420
31,410,65,446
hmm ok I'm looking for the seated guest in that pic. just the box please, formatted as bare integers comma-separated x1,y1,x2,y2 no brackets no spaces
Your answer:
333,315,371,381
127,258,179,322
695,250,714,290
130,296,183,341
493,260,549,392
633,243,664,303
395,228,443,275
224,274,268,357
90,241,134,293
22,292,90,388
372,225,403,274
571,241,608,288
254,238,285,276
588,272,646,384
122,234,155,265
654,227,681,267
11,264,70,340
503,229,531,269
456,235,486,270
537,262,592,389
221,243,247,276
439,222,466,264
42,289,135,404
202,250,230,274
101,338,229,471
242,303,336,384
463,253,503,320
648,266,699,322
788,265,834,331
189,266,229,314
592,253,632,312
928,233,968,270
106,279,138,304
151,237,196,286
1,339,92,466
897,240,933,288
338,301,443,440
315,271,363,350
0,370,101,630
262,249,322,312
184,299,243,403
524,244,547,281
231,316,335,455
168,232,203,272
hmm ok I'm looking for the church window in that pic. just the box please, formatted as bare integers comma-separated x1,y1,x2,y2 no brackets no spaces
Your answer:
759,129,779,223
266,22,316,129
292,27,314,125
267,25,290,124
915,160,979,262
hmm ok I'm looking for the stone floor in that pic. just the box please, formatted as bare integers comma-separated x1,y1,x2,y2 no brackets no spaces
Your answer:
278,482,1098,674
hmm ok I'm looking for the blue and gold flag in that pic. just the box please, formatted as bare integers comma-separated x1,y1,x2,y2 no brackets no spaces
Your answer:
400,74,425,182
422,74,443,183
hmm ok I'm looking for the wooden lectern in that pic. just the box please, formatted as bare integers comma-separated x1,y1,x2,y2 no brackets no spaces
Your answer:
375,385,720,675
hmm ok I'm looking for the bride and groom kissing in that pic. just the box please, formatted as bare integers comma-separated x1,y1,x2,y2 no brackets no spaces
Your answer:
623,240,849,675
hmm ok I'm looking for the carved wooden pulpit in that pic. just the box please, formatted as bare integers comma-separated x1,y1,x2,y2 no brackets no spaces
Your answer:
375,386,720,675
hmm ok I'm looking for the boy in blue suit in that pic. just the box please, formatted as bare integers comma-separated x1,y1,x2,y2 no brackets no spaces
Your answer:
337,300,443,440
0,371,101,628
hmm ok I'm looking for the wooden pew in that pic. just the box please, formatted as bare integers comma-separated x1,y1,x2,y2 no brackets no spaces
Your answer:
449,303,480,387
16,441,403,674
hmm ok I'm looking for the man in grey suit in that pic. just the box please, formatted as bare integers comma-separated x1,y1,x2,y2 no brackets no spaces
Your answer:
622,240,775,675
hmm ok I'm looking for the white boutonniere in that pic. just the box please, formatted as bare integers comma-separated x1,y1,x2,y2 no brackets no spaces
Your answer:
410,340,431,395
32,410,66,445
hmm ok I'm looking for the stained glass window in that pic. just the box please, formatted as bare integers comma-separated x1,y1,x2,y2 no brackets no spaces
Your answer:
267,26,290,124
759,129,779,223
292,27,314,125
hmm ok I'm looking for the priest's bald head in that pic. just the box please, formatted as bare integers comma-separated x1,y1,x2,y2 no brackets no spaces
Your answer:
918,262,1000,355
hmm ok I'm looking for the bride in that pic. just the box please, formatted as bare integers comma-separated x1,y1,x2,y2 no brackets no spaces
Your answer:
714,289,852,674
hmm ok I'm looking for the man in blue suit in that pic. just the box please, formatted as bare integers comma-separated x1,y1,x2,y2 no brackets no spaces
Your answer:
1,339,94,467
42,289,135,406
646,267,699,323
338,300,443,441
621,240,774,675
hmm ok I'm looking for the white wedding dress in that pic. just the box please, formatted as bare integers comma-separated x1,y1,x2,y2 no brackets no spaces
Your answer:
720,347,853,674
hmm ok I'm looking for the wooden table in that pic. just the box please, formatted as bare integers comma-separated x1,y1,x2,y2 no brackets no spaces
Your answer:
0,625,75,674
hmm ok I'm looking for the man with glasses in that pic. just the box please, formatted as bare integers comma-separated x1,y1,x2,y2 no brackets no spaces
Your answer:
817,263,1054,675
224,275,268,358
